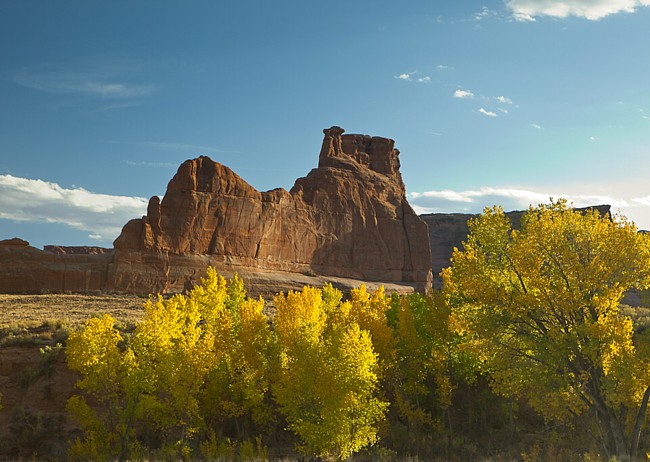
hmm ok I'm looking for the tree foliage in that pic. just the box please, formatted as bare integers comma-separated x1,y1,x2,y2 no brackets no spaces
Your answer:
66,314,143,460
66,269,273,460
65,274,389,461
443,200,650,459
273,285,388,460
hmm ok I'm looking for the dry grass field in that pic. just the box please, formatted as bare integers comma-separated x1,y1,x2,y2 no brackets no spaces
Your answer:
0,293,148,346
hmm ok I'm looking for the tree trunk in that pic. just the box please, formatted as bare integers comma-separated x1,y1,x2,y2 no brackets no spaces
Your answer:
604,408,629,460
630,385,650,460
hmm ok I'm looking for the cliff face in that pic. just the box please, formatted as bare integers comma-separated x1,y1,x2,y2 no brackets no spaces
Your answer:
1,124,615,297
0,240,111,293
109,126,432,294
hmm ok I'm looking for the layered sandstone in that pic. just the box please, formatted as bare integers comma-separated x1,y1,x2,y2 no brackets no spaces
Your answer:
0,241,111,293
110,126,432,294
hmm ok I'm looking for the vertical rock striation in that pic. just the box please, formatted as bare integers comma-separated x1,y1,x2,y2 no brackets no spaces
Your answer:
110,126,432,293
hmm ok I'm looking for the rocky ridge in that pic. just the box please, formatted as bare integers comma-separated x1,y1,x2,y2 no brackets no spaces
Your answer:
0,127,432,296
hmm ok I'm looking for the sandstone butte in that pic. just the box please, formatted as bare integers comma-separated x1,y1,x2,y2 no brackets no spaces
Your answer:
0,126,433,297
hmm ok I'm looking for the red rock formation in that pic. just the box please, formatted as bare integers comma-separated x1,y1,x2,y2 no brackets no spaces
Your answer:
0,237,29,246
0,243,110,293
111,126,433,293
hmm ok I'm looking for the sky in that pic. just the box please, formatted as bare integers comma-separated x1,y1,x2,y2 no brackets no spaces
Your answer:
1,0,649,248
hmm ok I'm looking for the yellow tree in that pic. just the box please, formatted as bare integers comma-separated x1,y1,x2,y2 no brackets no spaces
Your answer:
192,270,275,437
132,294,216,458
391,292,456,432
443,200,650,459
273,285,388,460
342,285,396,380
66,314,144,461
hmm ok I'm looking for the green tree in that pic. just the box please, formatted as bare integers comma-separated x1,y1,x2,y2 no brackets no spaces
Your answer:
443,200,650,459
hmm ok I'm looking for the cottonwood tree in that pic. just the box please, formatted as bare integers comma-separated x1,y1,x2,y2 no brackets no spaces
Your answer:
443,200,650,459
193,270,275,438
66,314,145,461
273,285,388,460
66,269,273,460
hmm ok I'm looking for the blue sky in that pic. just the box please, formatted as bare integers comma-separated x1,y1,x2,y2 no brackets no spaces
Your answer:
1,0,649,248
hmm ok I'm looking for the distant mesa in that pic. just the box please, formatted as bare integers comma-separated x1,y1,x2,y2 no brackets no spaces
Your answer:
0,237,29,247
420,205,612,279
0,126,432,296
44,245,112,255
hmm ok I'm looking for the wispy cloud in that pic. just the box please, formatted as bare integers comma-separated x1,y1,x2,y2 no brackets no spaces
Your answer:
478,107,497,117
506,0,650,21
474,6,498,20
0,174,148,244
13,72,156,99
140,141,228,153
93,101,146,113
104,140,235,155
436,64,454,70
453,89,474,99
12,61,158,102
531,123,543,129
496,95,513,104
124,160,179,168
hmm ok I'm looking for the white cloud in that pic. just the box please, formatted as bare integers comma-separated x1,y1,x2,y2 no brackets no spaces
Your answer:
0,175,148,244
409,186,650,230
531,123,543,129
479,107,498,117
409,187,626,214
496,95,513,104
436,64,454,70
454,89,474,99
506,0,650,21
395,72,431,83
395,73,413,81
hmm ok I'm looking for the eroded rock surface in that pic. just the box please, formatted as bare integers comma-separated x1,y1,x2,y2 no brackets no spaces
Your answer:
111,126,432,293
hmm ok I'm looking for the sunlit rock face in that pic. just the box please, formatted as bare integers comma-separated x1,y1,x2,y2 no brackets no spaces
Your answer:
110,126,432,294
